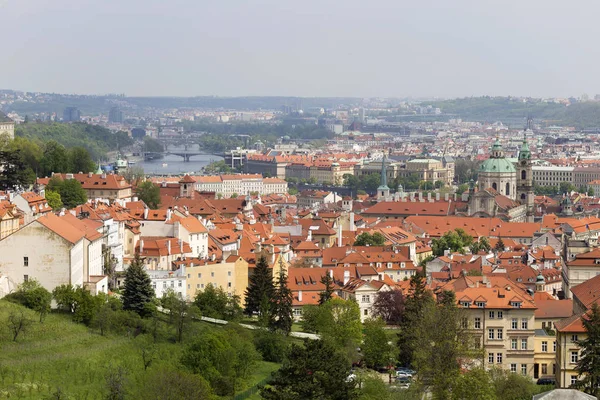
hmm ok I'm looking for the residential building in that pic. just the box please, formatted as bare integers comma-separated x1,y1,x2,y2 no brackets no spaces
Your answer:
62,107,81,122
0,112,15,139
400,158,454,185
177,255,249,301
563,248,600,298
296,190,341,208
0,213,107,297
532,166,574,187
148,265,186,299
37,173,133,201
0,201,21,239
108,106,124,124
135,237,193,270
12,192,52,224
555,313,586,388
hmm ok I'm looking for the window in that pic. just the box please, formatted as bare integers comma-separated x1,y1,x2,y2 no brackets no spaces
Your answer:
476,301,486,308
571,335,578,343
511,301,522,308
511,318,518,329
361,295,371,303
510,363,517,373
497,329,503,339
497,311,503,319
23,275,28,282
474,317,481,329
521,339,528,350
489,311,495,318
497,353,503,364
488,329,495,340
197,273,201,278
460,301,471,308
211,272,215,278
553,341,556,352
461,318,468,329
178,281,182,287
571,351,579,364
521,319,528,330
228,271,232,277
196,284,200,288
571,375,578,385
23,257,28,267
187,284,190,289
187,274,190,278
364,309,368,316
542,341,548,352
228,282,232,288
521,364,527,375
511,339,518,349
488,353,494,363
542,364,547,375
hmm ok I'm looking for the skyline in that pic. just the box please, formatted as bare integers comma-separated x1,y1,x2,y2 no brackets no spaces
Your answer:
2,0,600,98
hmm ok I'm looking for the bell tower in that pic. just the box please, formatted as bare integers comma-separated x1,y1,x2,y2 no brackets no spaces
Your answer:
377,155,390,202
516,135,534,222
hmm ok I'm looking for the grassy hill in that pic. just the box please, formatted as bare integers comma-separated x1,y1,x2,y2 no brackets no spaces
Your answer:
0,301,278,399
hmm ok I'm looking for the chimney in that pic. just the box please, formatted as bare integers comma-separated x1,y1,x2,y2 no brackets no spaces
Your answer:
435,192,440,201
143,208,149,220
349,212,356,232
337,223,342,247
271,244,275,265
418,192,424,202
307,229,313,242
101,173,106,179
343,270,350,285
298,290,303,302
410,192,415,202
329,269,333,279
133,196,138,202
167,240,171,255
88,172,93,178
454,193,457,201
166,208,172,221
427,192,432,202
444,193,449,201
140,239,144,254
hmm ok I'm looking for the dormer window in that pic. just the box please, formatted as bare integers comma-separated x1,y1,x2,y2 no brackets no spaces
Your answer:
510,301,522,308
400,263,406,268
387,262,392,268
460,301,471,308
476,301,486,308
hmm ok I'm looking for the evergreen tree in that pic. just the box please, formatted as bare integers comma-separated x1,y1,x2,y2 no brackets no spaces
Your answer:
261,339,358,400
271,264,294,334
319,272,335,305
574,303,600,397
122,254,155,317
397,275,434,367
244,254,274,316
494,238,505,252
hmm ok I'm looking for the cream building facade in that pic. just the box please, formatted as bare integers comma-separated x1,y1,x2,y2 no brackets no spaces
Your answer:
183,256,249,301
0,112,14,139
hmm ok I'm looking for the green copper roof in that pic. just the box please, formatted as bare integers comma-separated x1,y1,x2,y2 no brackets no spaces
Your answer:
491,138,503,152
518,137,531,160
479,157,516,173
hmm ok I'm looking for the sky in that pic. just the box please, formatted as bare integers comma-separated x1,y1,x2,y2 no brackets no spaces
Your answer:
1,0,600,98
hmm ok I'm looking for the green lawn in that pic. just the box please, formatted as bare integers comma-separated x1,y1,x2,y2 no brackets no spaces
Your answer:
0,301,278,399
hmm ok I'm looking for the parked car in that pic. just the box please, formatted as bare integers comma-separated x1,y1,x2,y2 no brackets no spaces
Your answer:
536,377,556,386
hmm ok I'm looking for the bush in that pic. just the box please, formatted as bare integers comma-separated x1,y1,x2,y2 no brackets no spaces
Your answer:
254,330,289,363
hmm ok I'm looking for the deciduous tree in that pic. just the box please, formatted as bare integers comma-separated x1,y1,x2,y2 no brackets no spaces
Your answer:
136,181,161,209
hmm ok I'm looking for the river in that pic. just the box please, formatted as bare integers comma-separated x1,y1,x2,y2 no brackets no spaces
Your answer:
133,146,223,175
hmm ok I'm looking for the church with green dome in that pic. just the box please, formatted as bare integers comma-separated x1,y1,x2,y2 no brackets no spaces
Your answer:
466,137,534,222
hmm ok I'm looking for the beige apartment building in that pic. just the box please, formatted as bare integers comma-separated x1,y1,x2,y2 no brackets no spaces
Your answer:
446,275,537,377
555,314,585,388
399,158,454,185
178,255,249,301
0,112,14,139
309,162,354,185
532,166,574,187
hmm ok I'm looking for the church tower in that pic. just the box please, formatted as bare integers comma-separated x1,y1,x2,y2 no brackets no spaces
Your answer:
377,155,390,202
516,136,534,222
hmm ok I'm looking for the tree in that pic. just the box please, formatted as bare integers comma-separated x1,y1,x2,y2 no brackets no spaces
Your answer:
489,368,538,400
588,187,595,197
52,284,77,313
162,289,195,343
560,181,576,194
362,318,395,368
244,254,274,317
254,329,290,363
57,178,87,209
261,339,358,400
68,146,95,173
143,137,164,153
272,266,294,334
573,303,600,397
45,190,63,210
431,229,474,256
136,181,161,209
122,254,155,317
319,272,335,305
230,193,238,198
452,368,496,400
494,238,505,252
319,298,363,359
194,284,242,320
103,246,118,290
7,310,32,341
397,275,434,367
456,183,469,195
372,289,405,325
122,166,145,185
105,366,128,400
135,367,213,400
6,279,52,322
470,237,491,254
354,232,386,247
40,140,71,175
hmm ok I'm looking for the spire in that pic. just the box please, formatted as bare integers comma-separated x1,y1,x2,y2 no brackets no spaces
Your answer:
518,134,531,160
378,154,389,190
96,162,103,175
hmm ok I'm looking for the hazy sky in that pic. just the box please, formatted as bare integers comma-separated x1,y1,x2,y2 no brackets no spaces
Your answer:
2,0,599,98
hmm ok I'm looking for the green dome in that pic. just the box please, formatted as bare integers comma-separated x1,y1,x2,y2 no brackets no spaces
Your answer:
479,158,516,173
519,138,531,160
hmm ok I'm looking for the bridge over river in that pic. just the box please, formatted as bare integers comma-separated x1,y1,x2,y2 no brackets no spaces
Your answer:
143,151,207,162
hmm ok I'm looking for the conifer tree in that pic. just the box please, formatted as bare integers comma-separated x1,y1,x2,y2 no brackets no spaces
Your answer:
319,273,334,305
271,263,293,334
244,254,274,317
574,303,600,397
122,253,155,317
